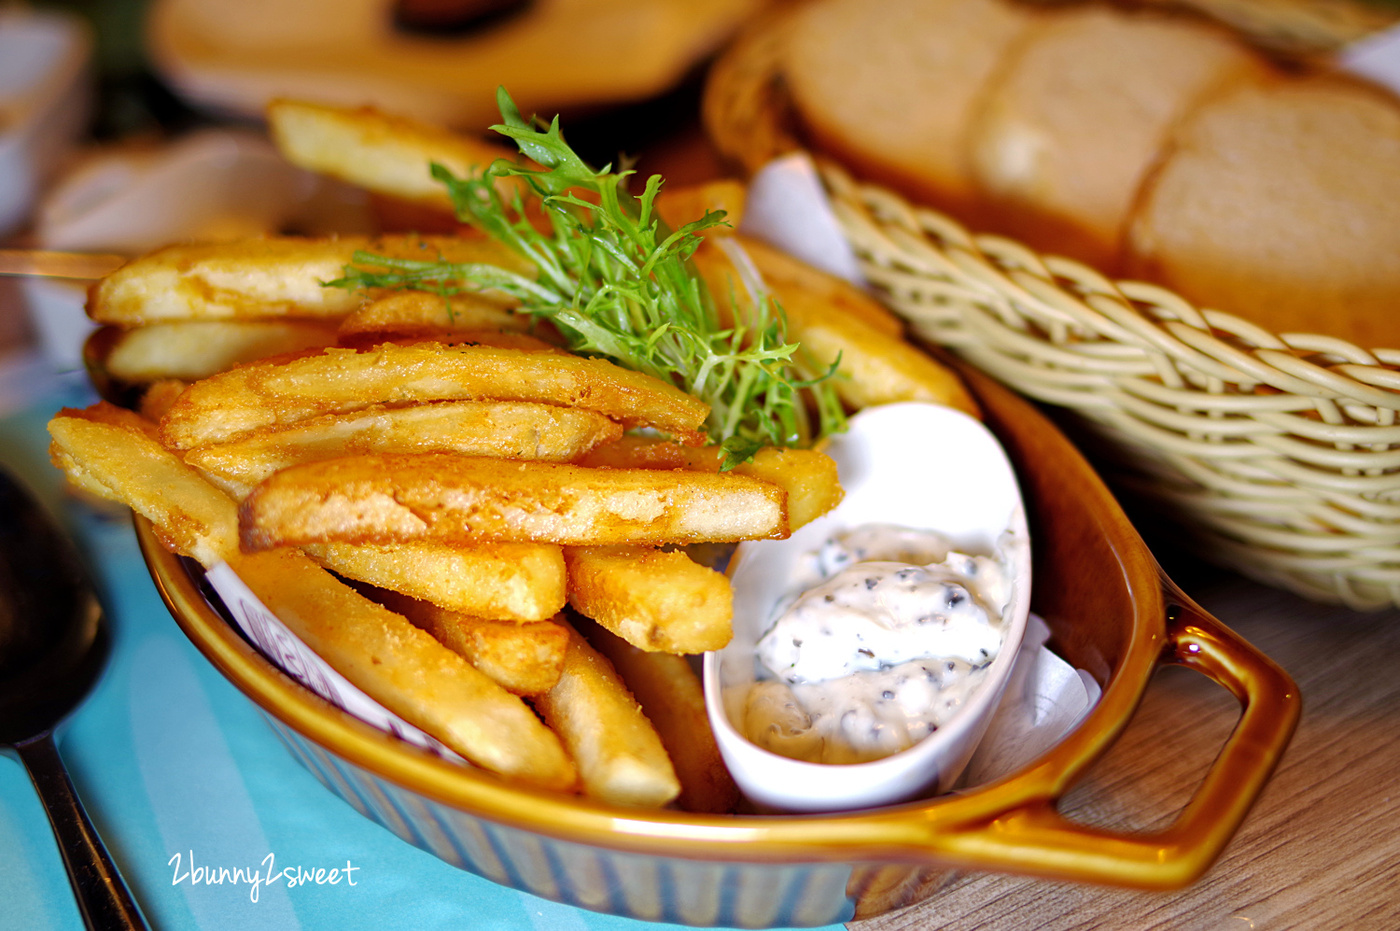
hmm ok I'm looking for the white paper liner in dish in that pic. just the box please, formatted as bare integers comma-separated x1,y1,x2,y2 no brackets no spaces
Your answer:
203,561,466,764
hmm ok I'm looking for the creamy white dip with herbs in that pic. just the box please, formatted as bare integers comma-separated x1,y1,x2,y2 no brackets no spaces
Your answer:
743,524,1010,764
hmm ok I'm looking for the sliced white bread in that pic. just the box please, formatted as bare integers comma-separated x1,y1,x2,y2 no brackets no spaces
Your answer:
781,0,1042,222
966,6,1269,271
1125,73,1400,348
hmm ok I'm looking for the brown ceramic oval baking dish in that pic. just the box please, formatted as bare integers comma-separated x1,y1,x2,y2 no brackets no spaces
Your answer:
137,362,1300,928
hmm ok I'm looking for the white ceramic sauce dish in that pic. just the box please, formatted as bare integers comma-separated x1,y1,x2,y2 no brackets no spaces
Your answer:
704,401,1032,812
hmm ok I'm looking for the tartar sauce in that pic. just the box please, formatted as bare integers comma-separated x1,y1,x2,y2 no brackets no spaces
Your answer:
743,524,1010,764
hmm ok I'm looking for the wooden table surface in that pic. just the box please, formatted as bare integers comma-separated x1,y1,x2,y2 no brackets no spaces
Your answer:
848,552,1400,931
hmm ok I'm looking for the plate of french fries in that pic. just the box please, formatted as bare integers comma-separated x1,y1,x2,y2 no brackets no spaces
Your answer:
46,95,1300,927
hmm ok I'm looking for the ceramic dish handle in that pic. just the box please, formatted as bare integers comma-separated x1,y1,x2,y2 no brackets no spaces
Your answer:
887,582,1300,889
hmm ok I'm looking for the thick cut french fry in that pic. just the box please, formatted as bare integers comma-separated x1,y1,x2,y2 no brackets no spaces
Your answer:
303,540,566,622
229,547,577,789
336,289,527,342
532,623,680,807
577,437,842,530
267,99,518,213
370,588,568,695
654,179,748,236
48,403,237,565
46,404,577,790
783,295,981,416
564,545,733,653
576,617,740,814
91,320,340,384
702,236,905,337
694,237,980,417
88,234,532,326
239,453,789,551
137,380,188,422
160,340,709,448
184,400,623,497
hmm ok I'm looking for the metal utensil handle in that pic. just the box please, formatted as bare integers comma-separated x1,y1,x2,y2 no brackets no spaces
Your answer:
18,733,151,930
919,585,1301,888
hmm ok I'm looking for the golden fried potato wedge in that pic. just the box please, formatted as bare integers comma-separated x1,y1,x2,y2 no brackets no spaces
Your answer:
564,545,733,653
267,99,518,213
533,623,680,807
88,233,532,326
159,340,709,448
577,617,739,814
137,379,189,422
184,400,623,497
783,293,981,416
708,236,905,337
46,404,576,789
303,540,566,622
239,453,788,551
91,320,340,384
336,289,528,342
694,237,980,417
577,437,842,530
655,179,747,236
370,588,568,695
48,403,236,565
229,546,577,789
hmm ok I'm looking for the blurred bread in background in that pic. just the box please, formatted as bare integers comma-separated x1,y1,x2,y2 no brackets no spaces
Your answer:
768,0,1400,348
1126,72,1400,345
966,6,1268,272
781,0,1042,223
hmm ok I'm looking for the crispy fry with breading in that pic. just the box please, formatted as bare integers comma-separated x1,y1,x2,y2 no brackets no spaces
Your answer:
705,236,905,337
267,99,519,213
564,545,733,653
577,617,739,814
303,540,566,622
159,340,709,448
184,400,623,497
336,289,528,342
654,179,747,236
694,236,980,417
783,292,980,416
239,453,789,551
577,437,842,530
370,588,568,695
48,403,237,564
228,546,577,789
90,320,340,385
88,233,532,327
533,622,680,807
137,380,188,422
46,403,577,790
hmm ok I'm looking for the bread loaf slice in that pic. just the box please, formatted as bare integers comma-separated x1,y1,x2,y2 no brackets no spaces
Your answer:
781,0,1042,223
1126,74,1400,348
967,6,1268,271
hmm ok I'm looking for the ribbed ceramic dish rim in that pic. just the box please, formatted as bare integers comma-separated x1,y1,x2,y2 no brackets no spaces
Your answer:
700,7,1400,611
133,368,1299,898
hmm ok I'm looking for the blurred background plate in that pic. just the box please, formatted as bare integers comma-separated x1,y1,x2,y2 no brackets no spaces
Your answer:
146,0,765,131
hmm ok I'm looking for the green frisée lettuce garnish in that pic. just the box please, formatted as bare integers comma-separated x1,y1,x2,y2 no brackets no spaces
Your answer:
327,87,844,469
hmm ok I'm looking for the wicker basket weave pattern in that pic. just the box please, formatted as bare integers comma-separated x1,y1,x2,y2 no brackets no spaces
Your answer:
704,8,1400,610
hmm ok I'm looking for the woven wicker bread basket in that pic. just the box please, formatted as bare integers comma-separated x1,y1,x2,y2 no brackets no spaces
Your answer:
703,6,1400,610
